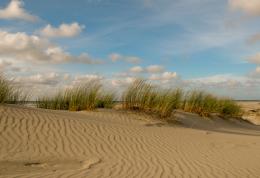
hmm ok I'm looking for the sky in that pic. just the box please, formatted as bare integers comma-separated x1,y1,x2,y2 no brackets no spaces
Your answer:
0,0,260,99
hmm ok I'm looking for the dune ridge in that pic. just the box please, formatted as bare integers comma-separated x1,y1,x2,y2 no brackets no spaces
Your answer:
1,105,260,178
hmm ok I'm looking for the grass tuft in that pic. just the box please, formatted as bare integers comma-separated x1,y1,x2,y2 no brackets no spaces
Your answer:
37,80,103,111
96,91,115,109
0,75,28,104
183,90,242,117
0,75,9,103
36,78,242,119
154,88,183,118
122,79,183,118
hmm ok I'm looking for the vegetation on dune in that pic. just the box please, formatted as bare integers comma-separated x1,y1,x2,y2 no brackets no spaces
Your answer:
154,88,183,118
122,79,183,118
68,83,102,111
96,91,116,109
122,79,242,118
0,75,28,104
183,90,242,117
122,79,155,111
36,81,116,111
0,75,9,103
217,99,242,117
2,72,241,119
36,93,70,110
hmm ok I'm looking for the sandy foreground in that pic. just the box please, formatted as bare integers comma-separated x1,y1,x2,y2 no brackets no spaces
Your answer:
1,105,260,178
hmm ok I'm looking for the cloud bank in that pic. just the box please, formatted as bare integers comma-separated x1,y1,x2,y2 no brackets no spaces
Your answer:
229,0,260,16
39,23,84,38
0,0,38,21
247,53,260,64
0,30,102,64
109,53,141,64
129,65,164,73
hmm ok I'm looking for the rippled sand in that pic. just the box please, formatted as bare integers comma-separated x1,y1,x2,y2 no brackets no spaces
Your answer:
1,105,260,178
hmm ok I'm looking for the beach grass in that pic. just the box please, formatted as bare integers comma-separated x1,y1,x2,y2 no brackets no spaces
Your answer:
35,78,242,118
0,75,28,104
36,80,114,110
154,88,183,118
122,80,242,118
122,79,183,118
183,90,242,117
96,91,116,109
0,75,9,103
218,99,243,117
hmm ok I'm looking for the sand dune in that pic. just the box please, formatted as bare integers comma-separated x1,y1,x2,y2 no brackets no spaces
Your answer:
1,105,260,178
238,101,260,125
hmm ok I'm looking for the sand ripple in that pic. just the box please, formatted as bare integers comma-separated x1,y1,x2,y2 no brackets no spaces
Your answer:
1,105,260,178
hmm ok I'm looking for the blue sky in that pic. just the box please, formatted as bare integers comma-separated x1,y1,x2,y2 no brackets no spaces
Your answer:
0,0,260,99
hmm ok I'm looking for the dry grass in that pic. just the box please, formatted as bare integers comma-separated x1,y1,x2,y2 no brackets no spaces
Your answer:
0,75,28,104
96,91,116,109
183,90,242,117
122,80,242,118
28,76,243,119
36,80,115,110
122,79,183,118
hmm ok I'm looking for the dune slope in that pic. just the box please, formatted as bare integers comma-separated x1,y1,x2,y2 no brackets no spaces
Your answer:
1,105,260,178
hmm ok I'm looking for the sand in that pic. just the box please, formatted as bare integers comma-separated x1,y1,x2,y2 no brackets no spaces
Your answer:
1,105,260,178
238,101,260,125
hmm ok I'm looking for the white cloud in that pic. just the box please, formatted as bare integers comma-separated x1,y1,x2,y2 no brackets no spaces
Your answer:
72,74,104,85
162,72,177,80
39,23,84,38
247,53,260,64
128,65,164,74
256,66,260,73
250,66,260,78
13,72,105,87
187,74,249,88
14,72,69,86
150,71,177,83
0,30,102,64
229,0,260,16
146,65,164,73
0,0,38,21
0,60,11,70
109,53,141,64
109,53,121,62
12,72,106,99
182,74,260,99
0,58,35,73
129,66,144,73
111,77,136,87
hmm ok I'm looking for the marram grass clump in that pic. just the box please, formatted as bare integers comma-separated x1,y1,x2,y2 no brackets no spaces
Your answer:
68,83,102,111
154,88,183,118
36,78,242,119
96,91,115,109
183,90,242,117
122,80,242,119
122,79,183,118
0,75,9,103
218,99,242,118
122,79,155,111
36,81,115,111
0,75,28,104
36,92,70,110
